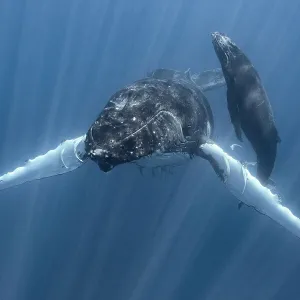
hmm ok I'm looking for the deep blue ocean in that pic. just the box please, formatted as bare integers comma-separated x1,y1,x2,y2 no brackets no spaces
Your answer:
1,0,300,299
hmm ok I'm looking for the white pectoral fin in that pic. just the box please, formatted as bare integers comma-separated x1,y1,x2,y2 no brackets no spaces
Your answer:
200,142,300,239
0,135,87,191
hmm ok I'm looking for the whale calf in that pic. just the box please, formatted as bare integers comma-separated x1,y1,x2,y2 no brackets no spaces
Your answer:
211,32,280,185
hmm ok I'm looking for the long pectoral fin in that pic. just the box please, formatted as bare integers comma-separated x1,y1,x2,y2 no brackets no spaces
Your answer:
227,88,243,142
192,68,225,92
0,135,87,191
199,142,300,239
197,145,230,183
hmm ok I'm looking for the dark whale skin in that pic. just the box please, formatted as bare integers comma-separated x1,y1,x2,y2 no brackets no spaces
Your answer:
212,32,280,184
84,78,214,172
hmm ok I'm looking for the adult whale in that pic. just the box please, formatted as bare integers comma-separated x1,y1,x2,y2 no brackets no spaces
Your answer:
84,77,225,178
0,67,226,191
211,32,280,185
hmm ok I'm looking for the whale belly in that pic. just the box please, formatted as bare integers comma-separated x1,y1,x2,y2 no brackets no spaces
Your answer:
131,152,191,168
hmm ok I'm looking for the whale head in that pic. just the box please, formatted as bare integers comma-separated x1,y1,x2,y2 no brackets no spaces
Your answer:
211,32,249,80
84,87,155,172
84,79,203,172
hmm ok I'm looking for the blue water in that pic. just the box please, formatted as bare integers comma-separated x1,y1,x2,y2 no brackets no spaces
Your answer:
0,0,300,299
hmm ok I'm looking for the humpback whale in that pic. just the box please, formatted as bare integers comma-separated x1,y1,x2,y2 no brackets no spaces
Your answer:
84,77,226,178
211,32,280,185
0,67,225,190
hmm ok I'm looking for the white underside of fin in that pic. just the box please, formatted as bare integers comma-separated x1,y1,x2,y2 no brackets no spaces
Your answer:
200,142,300,239
0,135,87,191
241,164,247,194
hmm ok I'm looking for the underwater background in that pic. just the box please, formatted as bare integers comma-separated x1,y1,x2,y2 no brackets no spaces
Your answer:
1,0,300,299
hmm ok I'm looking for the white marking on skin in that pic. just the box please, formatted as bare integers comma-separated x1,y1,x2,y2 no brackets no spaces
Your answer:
90,126,95,143
121,110,184,143
74,139,84,163
241,165,247,194
216,34,237,65
246,162,257,167
240,162,256,194
93,148,108,156
60,149,69,169
220,35,231,44
229,142,254,193
223,155,231,180
206,122,211,137
257,100,265,107
129,100,140,108
230,144,243,151
110,98,128,110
